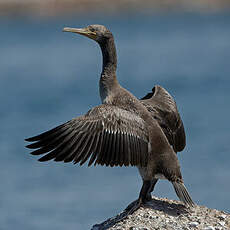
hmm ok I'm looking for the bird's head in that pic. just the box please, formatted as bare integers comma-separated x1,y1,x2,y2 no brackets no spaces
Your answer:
63,24,113,43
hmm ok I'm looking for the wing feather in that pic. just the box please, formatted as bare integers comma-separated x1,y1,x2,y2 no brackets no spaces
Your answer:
73,134,93,164
88,132,102,166
80,133,97,165
109,130,117,167
30,128,71,156
118,132,124,166
113,131,119,166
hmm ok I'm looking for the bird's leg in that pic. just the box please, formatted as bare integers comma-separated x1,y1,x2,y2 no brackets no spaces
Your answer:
125,180,151,215
145,178,158,201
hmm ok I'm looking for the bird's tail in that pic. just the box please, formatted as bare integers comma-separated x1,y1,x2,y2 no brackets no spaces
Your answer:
172,181,195,207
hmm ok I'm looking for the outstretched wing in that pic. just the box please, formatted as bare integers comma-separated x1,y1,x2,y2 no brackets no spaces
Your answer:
141,85,186,153
26,104,149,167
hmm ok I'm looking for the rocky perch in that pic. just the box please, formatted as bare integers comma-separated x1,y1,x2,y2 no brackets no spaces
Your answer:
92,196,229,230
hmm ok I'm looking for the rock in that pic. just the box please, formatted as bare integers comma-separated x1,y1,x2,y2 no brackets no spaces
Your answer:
91,196,230,230
219,221,225,226
202,226,215,230
219,214,227,220
129,227,149,230
189,221,199,227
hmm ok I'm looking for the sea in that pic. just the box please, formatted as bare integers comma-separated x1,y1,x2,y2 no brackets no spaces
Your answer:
0,12,230,230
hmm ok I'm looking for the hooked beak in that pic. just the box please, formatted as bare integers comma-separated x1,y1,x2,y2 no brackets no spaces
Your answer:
63,27,97,40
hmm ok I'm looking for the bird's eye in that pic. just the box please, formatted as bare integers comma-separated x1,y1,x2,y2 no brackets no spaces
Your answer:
90,27,95,32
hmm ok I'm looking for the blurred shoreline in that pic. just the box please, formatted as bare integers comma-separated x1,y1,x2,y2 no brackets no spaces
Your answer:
0,0,230,18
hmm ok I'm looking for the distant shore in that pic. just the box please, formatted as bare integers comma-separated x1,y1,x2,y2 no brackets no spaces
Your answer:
0,0,230,18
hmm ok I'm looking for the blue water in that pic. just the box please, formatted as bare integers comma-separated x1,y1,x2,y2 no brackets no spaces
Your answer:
0,13,230,230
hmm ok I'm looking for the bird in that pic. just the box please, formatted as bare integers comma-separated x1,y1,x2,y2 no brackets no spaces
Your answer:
25,24,195,215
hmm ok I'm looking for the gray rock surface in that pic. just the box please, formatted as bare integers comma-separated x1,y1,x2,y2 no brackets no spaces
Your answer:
91,196,229,230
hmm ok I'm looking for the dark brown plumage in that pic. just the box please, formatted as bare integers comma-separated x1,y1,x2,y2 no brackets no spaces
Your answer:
27,105,149,167
25,25,195,214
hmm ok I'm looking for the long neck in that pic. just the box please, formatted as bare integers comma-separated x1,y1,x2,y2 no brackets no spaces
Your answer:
99,37,117,74
99,37,119,103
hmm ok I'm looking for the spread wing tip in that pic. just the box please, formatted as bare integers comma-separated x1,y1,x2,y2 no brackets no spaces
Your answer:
25,136,38,142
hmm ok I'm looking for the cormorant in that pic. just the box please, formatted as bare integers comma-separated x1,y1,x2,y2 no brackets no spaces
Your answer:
25,25,195,215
